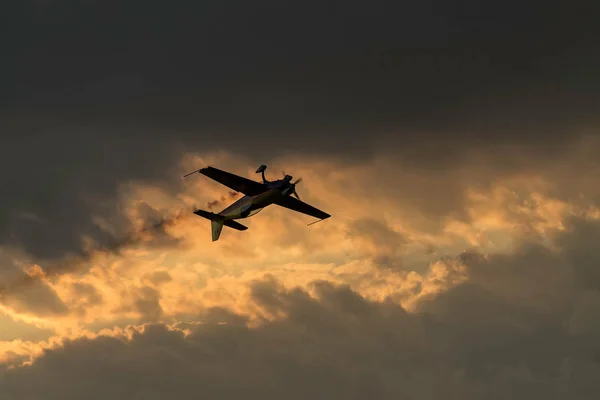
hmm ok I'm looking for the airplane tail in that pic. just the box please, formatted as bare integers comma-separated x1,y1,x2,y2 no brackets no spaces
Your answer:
193,209,248,242
211,220,224,242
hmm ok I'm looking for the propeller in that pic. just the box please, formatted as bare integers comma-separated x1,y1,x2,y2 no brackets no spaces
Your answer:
290,177,302,200
280,169,303,199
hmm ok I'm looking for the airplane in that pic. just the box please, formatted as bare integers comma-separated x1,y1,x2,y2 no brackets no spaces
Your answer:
184,164,331,241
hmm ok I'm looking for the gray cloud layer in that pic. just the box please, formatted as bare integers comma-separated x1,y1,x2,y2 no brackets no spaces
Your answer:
2,216,600,399
2,1,599,259
5,1,599,133
2,4,600,397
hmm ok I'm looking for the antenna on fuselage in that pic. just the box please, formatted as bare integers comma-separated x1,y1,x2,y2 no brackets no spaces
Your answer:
256,164,269,183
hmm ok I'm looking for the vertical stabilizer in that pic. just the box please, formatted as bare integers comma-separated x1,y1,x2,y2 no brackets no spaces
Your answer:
211,220,224,242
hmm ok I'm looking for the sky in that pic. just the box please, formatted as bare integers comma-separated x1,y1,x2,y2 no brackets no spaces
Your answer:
1,1,600,399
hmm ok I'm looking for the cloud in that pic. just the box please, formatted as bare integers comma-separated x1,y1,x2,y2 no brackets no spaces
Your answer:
5,1,599,136
3,242,600,400
0,202,189,307
2,3,600,397
2,149,599,335
1,174,600,398
346,217,408,269
2,0,600,261
0,250,68,318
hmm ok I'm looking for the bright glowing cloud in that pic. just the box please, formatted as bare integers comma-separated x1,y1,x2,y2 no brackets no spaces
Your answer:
2,149,599,372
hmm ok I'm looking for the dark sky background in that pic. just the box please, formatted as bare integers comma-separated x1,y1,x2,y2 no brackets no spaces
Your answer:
1,0,599,257
3,3,600,399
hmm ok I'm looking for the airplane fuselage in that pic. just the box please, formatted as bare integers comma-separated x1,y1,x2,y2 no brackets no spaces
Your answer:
217,188,284,220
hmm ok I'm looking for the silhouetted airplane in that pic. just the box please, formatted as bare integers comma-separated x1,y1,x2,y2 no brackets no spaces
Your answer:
184,164,331,241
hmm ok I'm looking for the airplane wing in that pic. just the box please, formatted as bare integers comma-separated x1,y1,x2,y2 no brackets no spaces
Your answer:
199,166,266,196
274,196,331,221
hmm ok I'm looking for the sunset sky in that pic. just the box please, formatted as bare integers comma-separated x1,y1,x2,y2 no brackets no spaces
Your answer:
2,1,600,399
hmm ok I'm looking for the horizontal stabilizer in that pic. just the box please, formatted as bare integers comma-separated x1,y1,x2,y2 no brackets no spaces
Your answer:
193,209,224,221
223,220,248,231
193,209,247,241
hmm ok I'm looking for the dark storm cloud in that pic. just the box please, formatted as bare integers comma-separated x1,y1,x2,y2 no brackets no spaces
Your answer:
346,217,407,269
4,217,600,399
128,286,164,322
0,203,187,309
142,270,172,287
70,282,103,313
0,278,69,318
4,1,599,138
1,0,599,259
0,249,69,317
0,131,185,259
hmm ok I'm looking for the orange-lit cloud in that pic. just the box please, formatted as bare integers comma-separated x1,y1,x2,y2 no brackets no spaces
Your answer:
2,146,600,398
